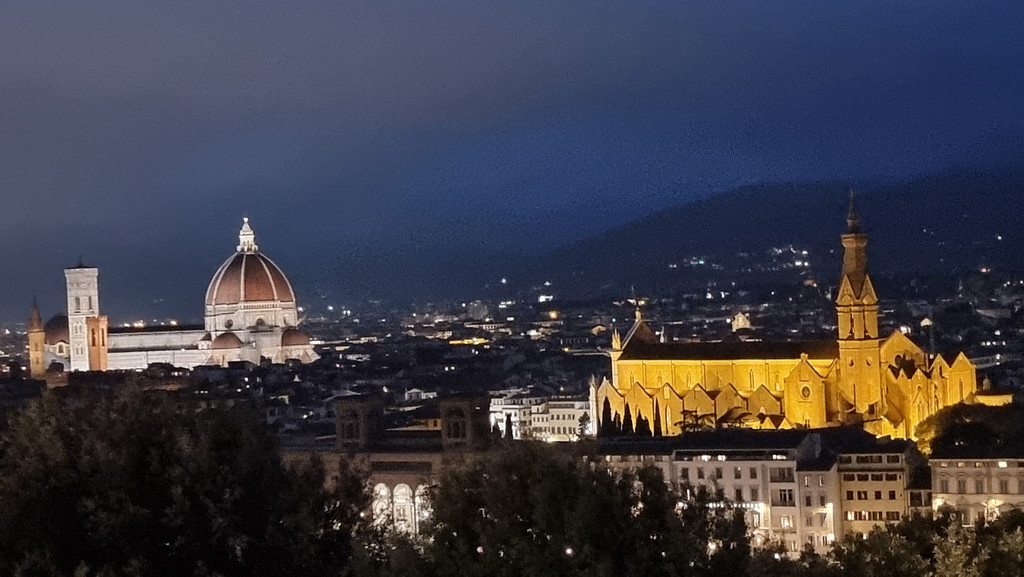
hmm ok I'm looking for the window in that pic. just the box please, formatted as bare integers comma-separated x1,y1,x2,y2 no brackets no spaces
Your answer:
857,491,868,500
750,467,758,479
735,467,743,480
806,516,814,527
871,473,883,481
818,476,824,487
874,491,882,500
735,488,744,501
819,494,827,507
780,515,793,528
750,487,760,501
839,456,852,464
885,473,900,481
697,468,705,480
975,479,985,494
886,511,901,521
803,476,810,487
680,468,690,481
857,474,869,481
714,467,723,480
769,467,794,483
888,491,897,500
776,489,795,506
1018,479,1024,494
939,479,949,493
957,480,967,494
887,455,901,463
846,490,854,500
870,511,883,521
843,474,855,481
805,495,812,507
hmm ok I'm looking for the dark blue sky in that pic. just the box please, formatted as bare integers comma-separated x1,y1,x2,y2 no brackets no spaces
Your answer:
2,0,1023,322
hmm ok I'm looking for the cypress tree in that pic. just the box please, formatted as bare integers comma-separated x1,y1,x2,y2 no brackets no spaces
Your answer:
653,399,663,437
622,402,634,435
600,398,615,437
504,412,515,439
635,412,651,437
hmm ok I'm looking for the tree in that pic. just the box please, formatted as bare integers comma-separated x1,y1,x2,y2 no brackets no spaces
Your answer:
622,403,634,435
422,443,735,577
653,400,663,437
0,387,368,576
504,413,515,439
934,518,987,577
829,527,930,577
577,413,591,437
634,412,652,437
600,398,615,437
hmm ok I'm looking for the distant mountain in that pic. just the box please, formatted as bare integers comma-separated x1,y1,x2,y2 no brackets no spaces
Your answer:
526,167,1024,296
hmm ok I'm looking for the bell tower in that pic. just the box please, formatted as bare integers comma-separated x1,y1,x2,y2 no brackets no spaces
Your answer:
28,299,46,379
64,265,108,372
836,192,881,414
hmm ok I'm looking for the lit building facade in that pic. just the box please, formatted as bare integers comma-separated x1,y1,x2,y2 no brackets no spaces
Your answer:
601,430,840,555
931,456,1024,525
489,390,591,441
837,442,916,536
594,198,977,440
29,218,317,373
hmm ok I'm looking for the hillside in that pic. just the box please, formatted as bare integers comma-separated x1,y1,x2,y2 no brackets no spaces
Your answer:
527,167,1024,295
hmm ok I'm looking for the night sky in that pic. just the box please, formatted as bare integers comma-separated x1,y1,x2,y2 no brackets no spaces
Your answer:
2,1,1023,323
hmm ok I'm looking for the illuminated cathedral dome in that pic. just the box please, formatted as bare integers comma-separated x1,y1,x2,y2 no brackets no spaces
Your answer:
204,218,300,333
205,218,295,307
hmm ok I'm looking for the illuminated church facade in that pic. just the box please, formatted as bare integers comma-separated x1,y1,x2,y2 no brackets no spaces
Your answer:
28,218,317,376
593,199,977,440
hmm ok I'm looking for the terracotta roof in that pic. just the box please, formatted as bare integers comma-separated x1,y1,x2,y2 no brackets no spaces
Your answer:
211,331,243,350
206,252,295,306
281,328,311,347
619,339,838,361
43,314,69,345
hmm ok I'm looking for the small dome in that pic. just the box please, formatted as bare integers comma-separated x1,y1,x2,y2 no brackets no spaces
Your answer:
211,331,243,350
44,314,69,345
281,328,310,347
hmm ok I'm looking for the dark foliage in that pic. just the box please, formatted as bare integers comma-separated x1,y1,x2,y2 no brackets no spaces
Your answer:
0,387,368,577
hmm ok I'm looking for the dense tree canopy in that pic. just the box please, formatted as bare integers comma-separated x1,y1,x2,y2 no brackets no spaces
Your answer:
419,442,749,577
915,401,1024,457
0,387,367,577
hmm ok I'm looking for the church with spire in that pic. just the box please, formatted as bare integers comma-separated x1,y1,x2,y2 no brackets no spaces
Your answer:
593,195,977,440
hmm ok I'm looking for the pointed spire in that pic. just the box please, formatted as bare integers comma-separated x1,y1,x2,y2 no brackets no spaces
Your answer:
611,328,622,351
237,217,258,252
29,297,43,332
846,190,861,234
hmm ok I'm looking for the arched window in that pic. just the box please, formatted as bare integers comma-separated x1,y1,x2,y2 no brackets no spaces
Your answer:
372,484,391,527
394,484,413,532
